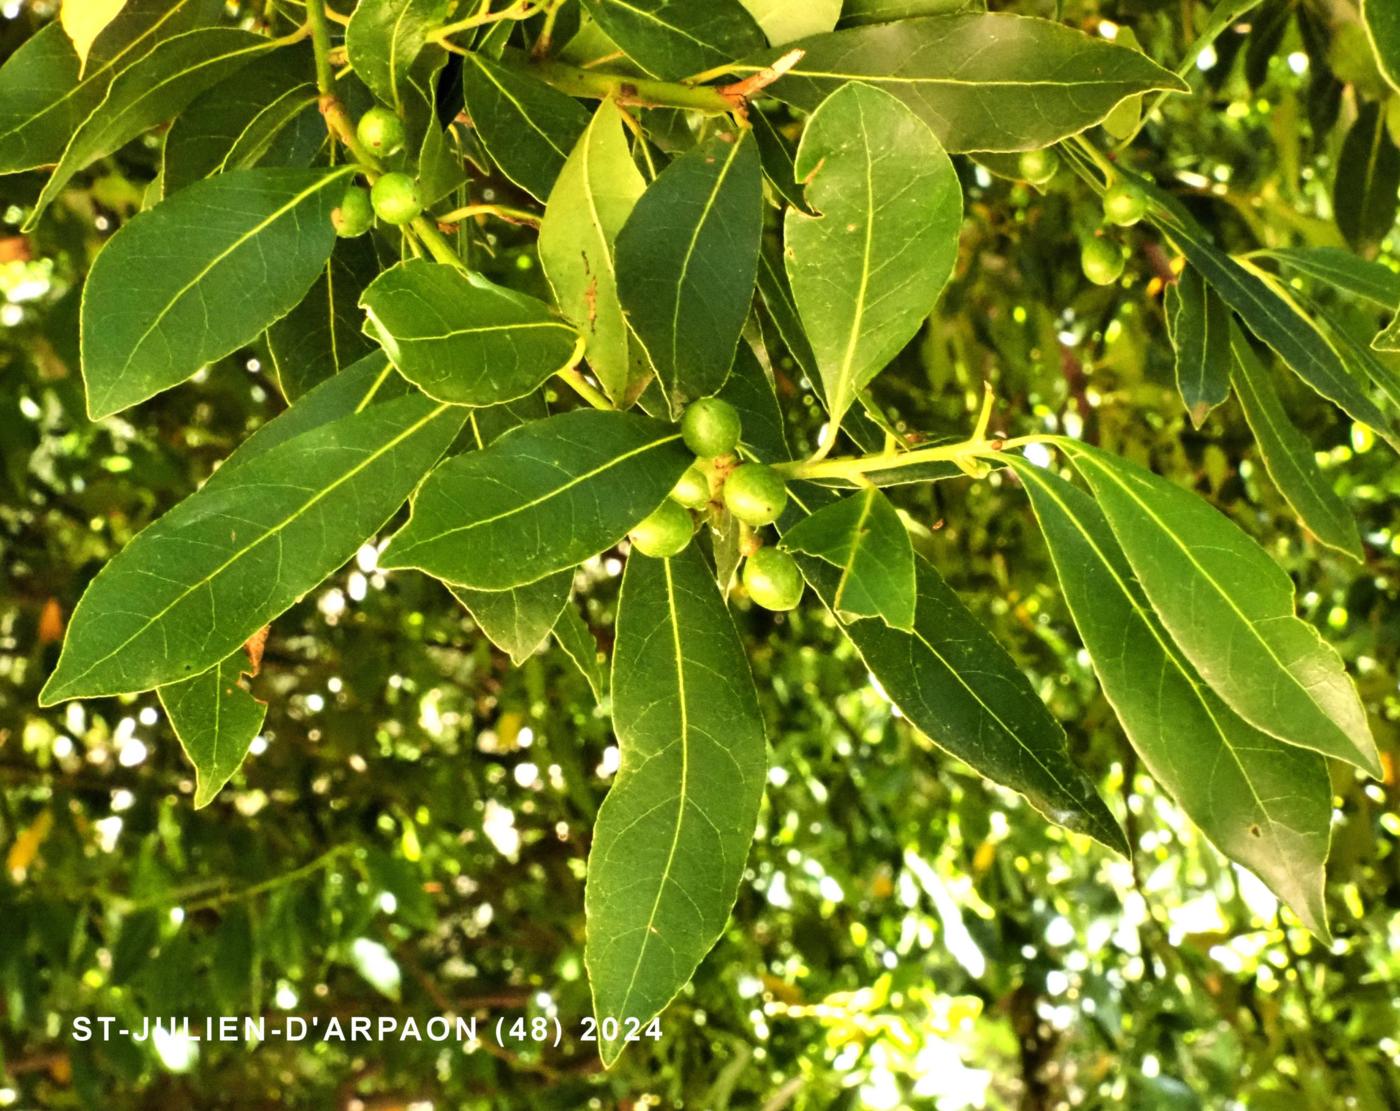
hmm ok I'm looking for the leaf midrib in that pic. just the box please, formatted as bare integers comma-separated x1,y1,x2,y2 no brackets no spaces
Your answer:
615,556,690,1019
1012,460,1299,845
92,169,349,414
1062,443,1355,753
394,432,682,550
45,402,450,701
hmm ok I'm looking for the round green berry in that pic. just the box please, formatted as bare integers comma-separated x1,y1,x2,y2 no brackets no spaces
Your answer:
1081,236,1125,286
681,397,742,458
628,499,693,558
371,172,422,226
357,106,406,156
723,463,787,527
1102,180,1148,227
1017,148,1058,185
743,548,803,612
331,185,373,237
671,465,711,509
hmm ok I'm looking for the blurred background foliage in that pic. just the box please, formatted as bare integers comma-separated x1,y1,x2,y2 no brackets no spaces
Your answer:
2,0,1399,1107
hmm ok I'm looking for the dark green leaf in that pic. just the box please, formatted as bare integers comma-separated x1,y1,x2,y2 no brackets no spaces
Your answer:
1139,176,1399,448
617,131,763,411
1363,0,1400,93
1334,103,1400,252
1166,268,1232,428
362,259,581,406
1229,327,1363,560
0,0,214,175
587,548,767,1066
785,82,961,430
382,410,692,590
756,15,1188,153
27,27,278,227
462,53,589,202
1259,246,1400,309
553,601,606,702
267,235,381,403
539,99,649,406
750,108,810,212
162,45,320,196
788,493,1127,853
158,652,266,808
580,0,765,81
1059,441,1380,776
449,574,573,665
40,393,464,703
782,487,915,629
345,0,451,113
80,167,349,418
840,0,970,25
1009,458,1331,937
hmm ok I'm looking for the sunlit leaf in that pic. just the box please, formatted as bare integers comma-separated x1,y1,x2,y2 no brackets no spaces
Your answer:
587,548,766,1066
785,82,961,431
1059,440,1380,776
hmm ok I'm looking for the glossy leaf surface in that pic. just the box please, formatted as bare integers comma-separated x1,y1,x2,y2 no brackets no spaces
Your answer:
345,0,450,113
462,54,589,202
383,411,692,590
362,260,580,406
788,503,1127,854
449,574,573,666
616,131,763,410
0,0,212,174
580,0,765,80
80,167,347,418
1011,459,1332,936
587,549,766,1066
785,82,961,429
28,26,276,225
1060,441,1380,776
539,99,649,406
1166,267,1232,428
781,486,915,629
760,15,1187,152
1229,328,1362,560
158,651,266,809
41,392,463,703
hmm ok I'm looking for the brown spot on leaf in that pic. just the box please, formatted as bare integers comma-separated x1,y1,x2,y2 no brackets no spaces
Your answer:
243,626,270,676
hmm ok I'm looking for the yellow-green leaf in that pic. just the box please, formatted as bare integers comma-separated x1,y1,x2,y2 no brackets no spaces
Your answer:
61,0,130,72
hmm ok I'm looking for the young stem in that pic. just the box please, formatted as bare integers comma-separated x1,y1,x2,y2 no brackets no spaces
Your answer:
437,203,541,228
775,434,1049,482
304,0,339,96
519,55,736,115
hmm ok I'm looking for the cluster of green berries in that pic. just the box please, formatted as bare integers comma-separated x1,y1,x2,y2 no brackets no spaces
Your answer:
1082,177,1147,287
330,107,424,238
1014,146,1148,288
626,397,803,612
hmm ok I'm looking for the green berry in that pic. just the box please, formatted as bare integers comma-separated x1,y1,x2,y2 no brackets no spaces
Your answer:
331,185,373,237
1103,180,1148,227
723,463,787,527
681,397,742,458
1081,236,1125,286
628,499,693,558
357,107,406,156
1017,148,1058,185
371,173,422,226
671,465,711,509
743,548,803,612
